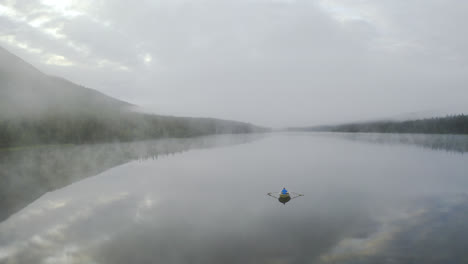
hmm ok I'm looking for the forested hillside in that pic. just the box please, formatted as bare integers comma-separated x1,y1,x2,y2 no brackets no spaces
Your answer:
0,46,265,148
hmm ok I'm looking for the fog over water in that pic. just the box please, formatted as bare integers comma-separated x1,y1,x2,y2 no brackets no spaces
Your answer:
1,133,468,264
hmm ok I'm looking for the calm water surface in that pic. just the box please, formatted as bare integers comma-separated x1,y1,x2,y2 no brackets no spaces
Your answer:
1,133,468,264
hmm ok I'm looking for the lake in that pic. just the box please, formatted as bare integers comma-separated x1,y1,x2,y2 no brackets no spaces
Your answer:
1,132,468,264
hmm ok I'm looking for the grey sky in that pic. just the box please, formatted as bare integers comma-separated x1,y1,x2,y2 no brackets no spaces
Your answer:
1,0,467,127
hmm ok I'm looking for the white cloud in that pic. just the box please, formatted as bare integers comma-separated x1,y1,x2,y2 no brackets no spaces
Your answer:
45,54,74,66
0,3,26,22
40,0,85,18
96,58,130,71
1,0,468,126
0,35,43,53
142,53,152,65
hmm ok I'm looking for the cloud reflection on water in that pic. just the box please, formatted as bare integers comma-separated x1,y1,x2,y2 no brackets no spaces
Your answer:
1,133,468,263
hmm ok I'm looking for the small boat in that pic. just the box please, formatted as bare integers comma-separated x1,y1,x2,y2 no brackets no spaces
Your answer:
268,187,303,205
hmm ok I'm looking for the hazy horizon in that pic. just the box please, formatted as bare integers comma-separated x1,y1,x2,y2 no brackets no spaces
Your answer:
1,0,467,127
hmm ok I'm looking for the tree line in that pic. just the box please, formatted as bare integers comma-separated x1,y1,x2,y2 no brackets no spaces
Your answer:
292,114,468,134
0,111,264,148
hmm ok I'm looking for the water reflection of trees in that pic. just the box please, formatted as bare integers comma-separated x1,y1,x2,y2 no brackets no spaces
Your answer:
334,133,468,153
0,134,263,222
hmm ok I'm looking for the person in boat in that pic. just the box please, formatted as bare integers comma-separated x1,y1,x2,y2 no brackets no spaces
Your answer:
267,187,303,205
280,187,289,196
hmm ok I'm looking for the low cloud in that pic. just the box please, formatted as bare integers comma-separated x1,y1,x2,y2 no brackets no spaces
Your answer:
1,0,467,126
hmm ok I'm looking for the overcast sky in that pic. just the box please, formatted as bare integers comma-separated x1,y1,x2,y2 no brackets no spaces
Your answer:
0,0,467,127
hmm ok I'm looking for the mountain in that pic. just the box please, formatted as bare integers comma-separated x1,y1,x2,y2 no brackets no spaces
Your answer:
0,46,132,119
0,46,266,147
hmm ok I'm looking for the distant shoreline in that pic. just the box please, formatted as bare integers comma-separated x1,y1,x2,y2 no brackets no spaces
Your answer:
288,115,468,135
